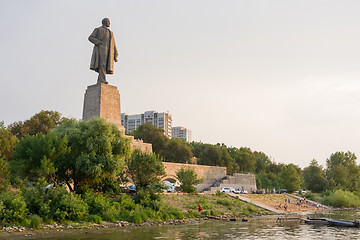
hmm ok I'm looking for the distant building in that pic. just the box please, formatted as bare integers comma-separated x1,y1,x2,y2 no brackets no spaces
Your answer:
121,110,172,138
172,126,192,142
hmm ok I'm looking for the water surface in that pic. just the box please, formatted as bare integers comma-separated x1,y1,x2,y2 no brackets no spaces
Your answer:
41,210,360,240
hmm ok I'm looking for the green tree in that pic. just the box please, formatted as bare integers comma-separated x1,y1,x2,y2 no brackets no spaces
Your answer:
8,110,66,139
0,121,18,161
303,159,327,192
162,138,193,163
132,123,169,156
280,164,301,193
54,118,131,193
254,151,271,174
176,166,203,193
326,151,360,191
198,144,235,174
11,133,69,185
0,157,9,192
228,147,256,173
125,149,166,190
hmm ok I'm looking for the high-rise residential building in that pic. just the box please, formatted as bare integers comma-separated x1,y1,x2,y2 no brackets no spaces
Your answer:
121,110,172,138
172,126,192,142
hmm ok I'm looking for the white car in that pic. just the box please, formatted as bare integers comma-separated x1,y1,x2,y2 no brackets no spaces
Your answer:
233,188,242,194
221,187,235,193
233,188,248,194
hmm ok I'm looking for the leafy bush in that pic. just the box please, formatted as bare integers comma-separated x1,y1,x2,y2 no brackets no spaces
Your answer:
322,190,360,208
115,194,136,211
187,210,201,218
216,199,233,207
87,215,102,224
240,203,259,215
168,209,184,219
0,191,27,224
82,191,120,221
162,212,170,221
23,186,88,222
201,210,210,216
133,189,162,211
29,215,41,229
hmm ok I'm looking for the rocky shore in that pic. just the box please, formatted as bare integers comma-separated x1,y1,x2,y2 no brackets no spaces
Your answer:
0,213,270,239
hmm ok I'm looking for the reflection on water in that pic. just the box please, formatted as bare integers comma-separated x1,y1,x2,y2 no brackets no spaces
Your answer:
43,211,360,240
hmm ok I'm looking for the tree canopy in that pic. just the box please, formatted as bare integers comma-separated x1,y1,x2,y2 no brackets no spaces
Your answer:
303,159,327,192
132,123,169,156
8,110,66,139
326,151,360,191
162,138,192,163
176,166,203,193
125,149,166,190
54,118,131,193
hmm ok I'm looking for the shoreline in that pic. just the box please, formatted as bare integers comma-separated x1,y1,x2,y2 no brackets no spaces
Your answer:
0,209,333,240
0,212,272,240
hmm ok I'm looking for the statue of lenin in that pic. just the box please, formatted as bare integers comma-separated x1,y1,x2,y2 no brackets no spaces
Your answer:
89,18,118,84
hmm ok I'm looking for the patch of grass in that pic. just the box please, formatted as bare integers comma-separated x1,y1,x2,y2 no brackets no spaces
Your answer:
322,190,360,208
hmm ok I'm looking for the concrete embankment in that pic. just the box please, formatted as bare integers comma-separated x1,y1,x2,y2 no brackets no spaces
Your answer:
226,192,283,214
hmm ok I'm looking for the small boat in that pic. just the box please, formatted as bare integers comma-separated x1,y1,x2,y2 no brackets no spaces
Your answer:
302,216,360,228
327,219,360,228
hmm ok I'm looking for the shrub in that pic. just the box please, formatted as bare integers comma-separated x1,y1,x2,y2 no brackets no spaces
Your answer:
23,184,88,222
187,210,201,218
322,190,360,208
162,212,170,221
216,199,232,207
115,194,136,211
131,212,143,224
133,189,162,211
201,210,210,216
47,188,88,222
87,215,102,224
168,209,184,219
0,191,27,224
83,191,120,221
241,203,259,214
29,215,41,229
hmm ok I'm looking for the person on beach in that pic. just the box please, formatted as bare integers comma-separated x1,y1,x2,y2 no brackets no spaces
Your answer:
198,204,202,213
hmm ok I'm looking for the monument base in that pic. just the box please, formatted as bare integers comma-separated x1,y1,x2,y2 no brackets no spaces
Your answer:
82,83,152,153
82,83,125,132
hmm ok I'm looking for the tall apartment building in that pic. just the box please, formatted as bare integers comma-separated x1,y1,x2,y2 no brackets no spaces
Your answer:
172,126,192,142
121,110,172,138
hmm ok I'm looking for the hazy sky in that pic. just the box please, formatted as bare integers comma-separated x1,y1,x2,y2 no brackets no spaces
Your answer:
1,0,360,168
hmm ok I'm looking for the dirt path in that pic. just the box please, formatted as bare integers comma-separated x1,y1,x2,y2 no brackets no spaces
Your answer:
241,194,324,213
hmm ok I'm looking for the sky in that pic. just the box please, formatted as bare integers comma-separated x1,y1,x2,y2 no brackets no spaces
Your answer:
1,0,360,168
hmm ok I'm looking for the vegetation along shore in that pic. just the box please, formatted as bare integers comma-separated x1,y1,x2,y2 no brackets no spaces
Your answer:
2,110,360,237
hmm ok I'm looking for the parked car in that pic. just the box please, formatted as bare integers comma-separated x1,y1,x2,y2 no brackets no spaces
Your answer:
233,188,242,194
276,189,287,194
221,187,235,193
162,181,176,193
233,188,248,194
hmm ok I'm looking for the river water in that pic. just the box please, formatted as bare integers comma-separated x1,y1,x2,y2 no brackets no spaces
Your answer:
43,211,360,240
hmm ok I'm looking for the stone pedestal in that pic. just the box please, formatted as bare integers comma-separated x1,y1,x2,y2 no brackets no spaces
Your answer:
82,83,125,132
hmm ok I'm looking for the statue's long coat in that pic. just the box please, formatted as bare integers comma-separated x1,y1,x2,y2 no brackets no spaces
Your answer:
89,26,118,74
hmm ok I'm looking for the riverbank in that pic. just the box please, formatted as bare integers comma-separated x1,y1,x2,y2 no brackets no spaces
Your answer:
1,192,330,239
0,192,268,239
1,213,275,240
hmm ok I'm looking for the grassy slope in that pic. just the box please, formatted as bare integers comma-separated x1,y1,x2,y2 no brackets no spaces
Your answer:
162,192,266,217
